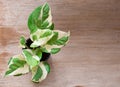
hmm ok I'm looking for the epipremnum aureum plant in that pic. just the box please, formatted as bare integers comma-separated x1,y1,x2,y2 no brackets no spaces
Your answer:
5,3,70,83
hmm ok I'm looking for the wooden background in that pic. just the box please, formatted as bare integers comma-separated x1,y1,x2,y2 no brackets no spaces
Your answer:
0,0,120,87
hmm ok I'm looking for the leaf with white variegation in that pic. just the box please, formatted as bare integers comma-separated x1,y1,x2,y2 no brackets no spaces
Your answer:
41,30,70,54
22,49,42,68
32,61,50,82
30,29,54,48
28,3,54,34
5,55,29,76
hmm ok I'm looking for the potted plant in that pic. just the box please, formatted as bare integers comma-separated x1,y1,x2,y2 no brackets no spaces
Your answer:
5,3,70,83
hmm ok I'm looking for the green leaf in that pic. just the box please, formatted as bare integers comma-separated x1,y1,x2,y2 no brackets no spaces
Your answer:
28,3,53,34
5,55,29,76
19,36,26,48
32,62,50,82
41,30,70,54
51,48,61,54
12,58,26,67
28,6,42,33
39,3,52,29
48,30,70,45
30,29,54,47
32,66,43,82
22,49,39,68
53,36,68,45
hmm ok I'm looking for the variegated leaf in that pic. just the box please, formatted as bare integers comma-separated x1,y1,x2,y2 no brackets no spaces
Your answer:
30,29,54,48
41,30,70,54
5,55,29,76
28,3,54,34
32,61,50,82
22,49,42,68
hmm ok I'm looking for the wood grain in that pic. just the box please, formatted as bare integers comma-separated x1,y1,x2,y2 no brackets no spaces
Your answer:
0,0,120,87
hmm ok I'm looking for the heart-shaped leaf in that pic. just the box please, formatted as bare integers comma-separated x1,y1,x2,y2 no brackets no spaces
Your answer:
5,55,29,76
41,30,70,54
28,3,53,34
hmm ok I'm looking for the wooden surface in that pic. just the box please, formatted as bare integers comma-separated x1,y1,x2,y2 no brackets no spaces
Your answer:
0,0,120,87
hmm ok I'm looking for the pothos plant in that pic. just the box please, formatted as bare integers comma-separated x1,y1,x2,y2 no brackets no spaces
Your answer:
5,3,70,83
